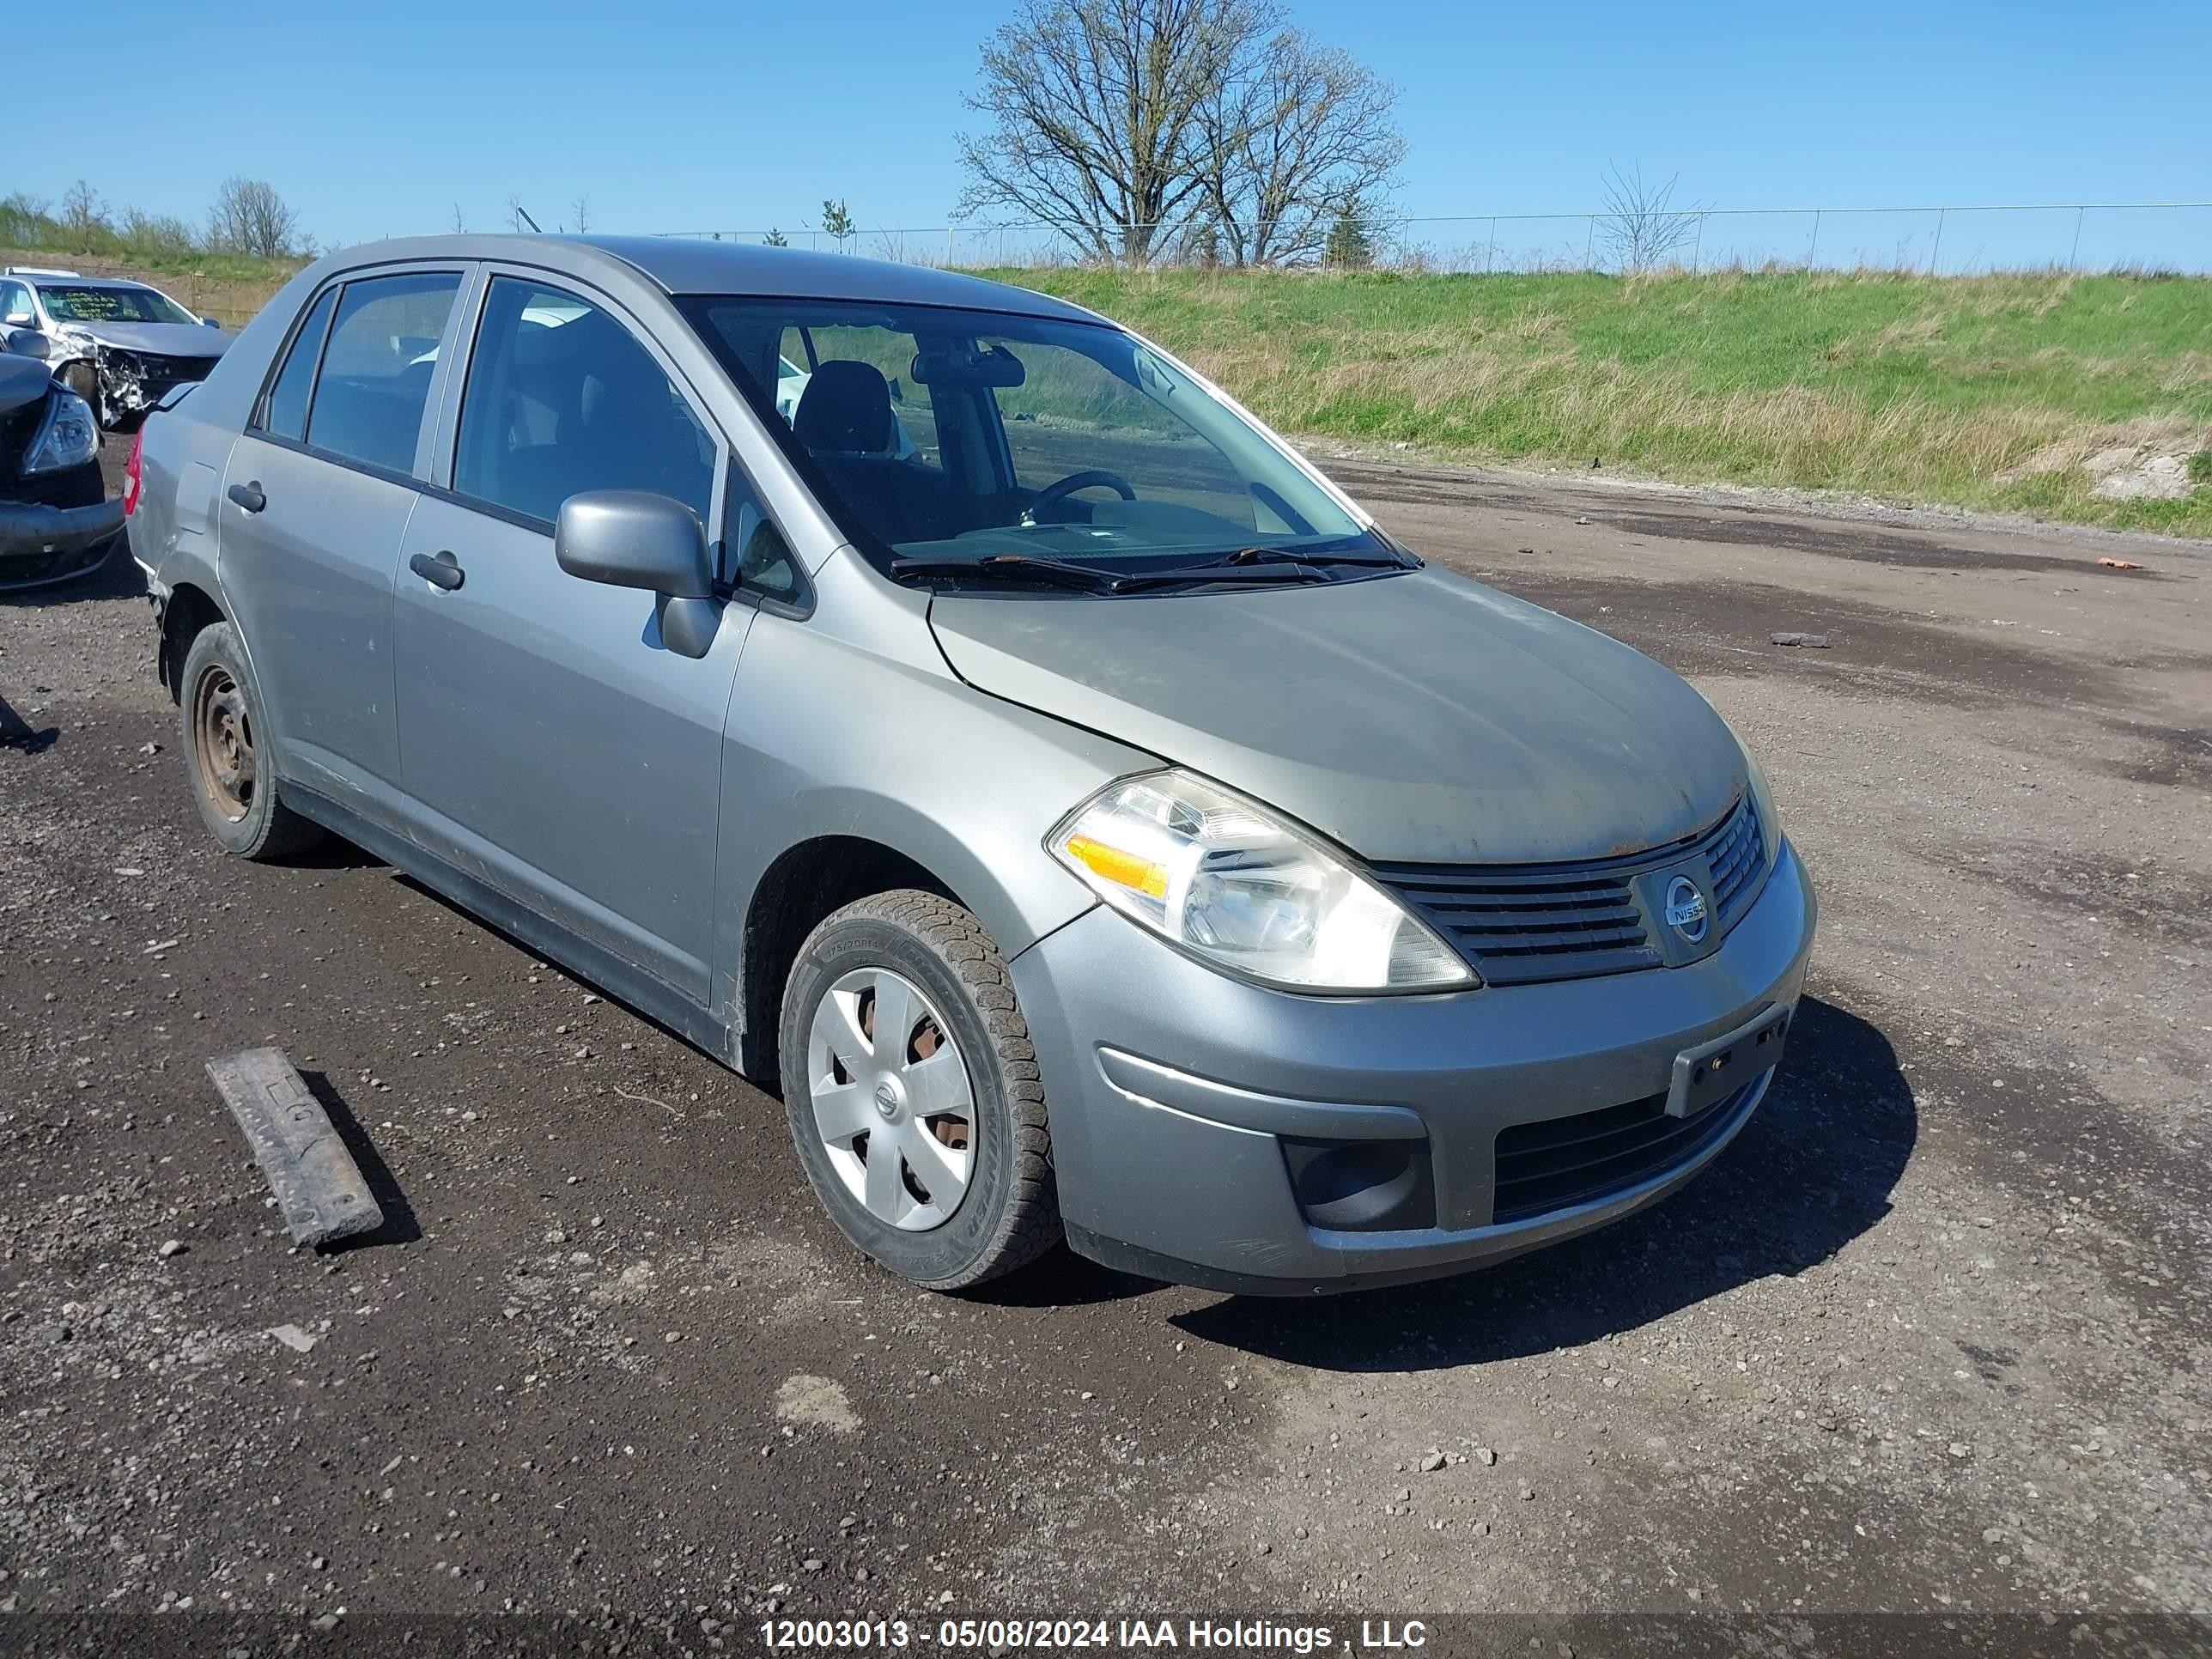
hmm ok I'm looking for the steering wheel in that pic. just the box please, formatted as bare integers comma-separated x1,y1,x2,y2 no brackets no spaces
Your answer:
1019,469,1137,526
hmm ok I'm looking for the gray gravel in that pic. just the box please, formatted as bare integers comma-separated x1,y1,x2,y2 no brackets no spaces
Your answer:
0,441,2207,1628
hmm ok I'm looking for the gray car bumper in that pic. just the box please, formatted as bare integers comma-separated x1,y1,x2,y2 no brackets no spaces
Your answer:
0,497,125,591
1012,838,1818,1294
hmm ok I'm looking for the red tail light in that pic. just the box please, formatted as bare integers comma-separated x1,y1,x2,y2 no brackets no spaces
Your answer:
122,427,143,516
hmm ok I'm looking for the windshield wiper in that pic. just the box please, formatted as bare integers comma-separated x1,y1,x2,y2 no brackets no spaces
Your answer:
891,553,1333,594
1213,545,1421,570
891,554,1128,592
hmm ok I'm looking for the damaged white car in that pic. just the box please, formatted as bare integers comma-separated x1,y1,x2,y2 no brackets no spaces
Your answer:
1,267,234,430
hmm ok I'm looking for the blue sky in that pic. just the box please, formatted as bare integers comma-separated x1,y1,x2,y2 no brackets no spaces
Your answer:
13,0,2209,268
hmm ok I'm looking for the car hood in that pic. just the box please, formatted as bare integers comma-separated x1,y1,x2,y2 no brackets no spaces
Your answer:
927,568,1747,865
67,321,233,356
0,354,50,416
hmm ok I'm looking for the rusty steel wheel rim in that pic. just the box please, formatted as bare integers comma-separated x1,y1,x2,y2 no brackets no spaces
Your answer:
190,662,256,823
806,966,976,1231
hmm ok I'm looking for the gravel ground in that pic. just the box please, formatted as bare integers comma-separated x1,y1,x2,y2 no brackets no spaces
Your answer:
1,441,2207,1648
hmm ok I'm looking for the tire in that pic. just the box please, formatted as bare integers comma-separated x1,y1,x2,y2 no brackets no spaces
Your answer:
176,621,323,860
779,890,1059,1291
58,361,102,427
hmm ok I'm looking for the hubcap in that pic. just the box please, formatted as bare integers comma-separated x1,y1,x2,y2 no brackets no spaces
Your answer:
190,664,255,823
806,967,975,1231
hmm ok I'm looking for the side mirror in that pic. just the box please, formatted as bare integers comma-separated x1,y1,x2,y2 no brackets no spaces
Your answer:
202,316,222,329
554,489,721,659
5,328,50,361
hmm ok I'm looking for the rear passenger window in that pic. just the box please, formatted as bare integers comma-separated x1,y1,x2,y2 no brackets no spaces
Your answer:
262,286,337,441
304,272,459,474
455,278,715,529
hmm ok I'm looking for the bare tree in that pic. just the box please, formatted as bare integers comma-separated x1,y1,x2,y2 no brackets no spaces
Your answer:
956,0,1278,265
1595,162,1701,274
59,180,108,246
451,203,469,234
208,177,301,258
507,195,540,234
572,195,592,234
122,208,200,255
1194,32,1401,267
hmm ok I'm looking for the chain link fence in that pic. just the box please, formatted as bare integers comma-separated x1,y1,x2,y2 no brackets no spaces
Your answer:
657,201,2212,276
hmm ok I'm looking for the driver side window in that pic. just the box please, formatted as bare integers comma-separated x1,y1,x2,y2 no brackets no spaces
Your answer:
455,277,716,531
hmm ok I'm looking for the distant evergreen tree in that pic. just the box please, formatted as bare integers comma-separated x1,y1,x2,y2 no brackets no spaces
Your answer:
1325,200,1375,270
763,228,789,246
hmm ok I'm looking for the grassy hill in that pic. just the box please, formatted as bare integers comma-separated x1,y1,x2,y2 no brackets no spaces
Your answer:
988,267,2212,538
13,229,2205,537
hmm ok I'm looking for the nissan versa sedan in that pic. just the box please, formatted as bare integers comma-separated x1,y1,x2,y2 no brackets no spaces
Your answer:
125,235,1815,1295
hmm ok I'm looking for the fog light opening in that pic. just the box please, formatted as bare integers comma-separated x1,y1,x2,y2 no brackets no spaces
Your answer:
1281,1136,1434,1232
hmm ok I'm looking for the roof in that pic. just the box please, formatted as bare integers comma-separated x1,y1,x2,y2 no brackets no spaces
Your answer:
308,234,1101,323
12,270,151,289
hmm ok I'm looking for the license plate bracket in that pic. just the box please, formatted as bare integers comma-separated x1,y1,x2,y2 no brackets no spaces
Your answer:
1666,1004,1789,1119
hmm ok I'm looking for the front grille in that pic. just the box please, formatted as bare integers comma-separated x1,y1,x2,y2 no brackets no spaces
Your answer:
1707,794,1765,916
1492,1079,1757,1224
1372,795,1768,987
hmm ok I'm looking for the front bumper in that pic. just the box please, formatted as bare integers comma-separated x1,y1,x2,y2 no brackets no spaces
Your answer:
1012,838,1817,1294
0,495,125,591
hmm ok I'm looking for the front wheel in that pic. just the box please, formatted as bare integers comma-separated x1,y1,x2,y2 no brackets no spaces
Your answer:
58,361,102,427
779,890,1060,1291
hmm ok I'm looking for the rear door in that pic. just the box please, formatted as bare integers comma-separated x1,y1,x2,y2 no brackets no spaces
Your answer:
391,270,750,1001
217,267,465,828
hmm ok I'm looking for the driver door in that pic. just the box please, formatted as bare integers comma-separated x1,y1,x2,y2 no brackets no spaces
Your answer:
392,273,749,1001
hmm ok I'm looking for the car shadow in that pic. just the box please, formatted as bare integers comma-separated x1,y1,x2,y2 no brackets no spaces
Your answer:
1161,994,1915,1370
300,1069,422,1251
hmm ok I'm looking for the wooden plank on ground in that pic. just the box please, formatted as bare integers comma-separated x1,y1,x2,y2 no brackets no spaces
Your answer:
205,1047,384,1248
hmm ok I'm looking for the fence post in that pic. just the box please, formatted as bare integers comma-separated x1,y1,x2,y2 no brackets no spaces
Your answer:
1486,217,1496,274
1692,213,1705,273
1584,216,1595,271
2069,205,2084,271
1807,210,1820,268
1929,208,1945,275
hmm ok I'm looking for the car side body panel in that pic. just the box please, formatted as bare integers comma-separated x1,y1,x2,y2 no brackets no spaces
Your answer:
711,548,1146,1038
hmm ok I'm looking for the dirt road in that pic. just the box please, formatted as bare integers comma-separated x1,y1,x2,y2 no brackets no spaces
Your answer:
3,447,2207,1645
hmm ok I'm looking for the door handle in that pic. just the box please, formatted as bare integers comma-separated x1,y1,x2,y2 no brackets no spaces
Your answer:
227,480,265,514
409,550,465,592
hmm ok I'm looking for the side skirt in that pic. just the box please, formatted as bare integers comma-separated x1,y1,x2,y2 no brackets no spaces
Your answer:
283,782,744,1074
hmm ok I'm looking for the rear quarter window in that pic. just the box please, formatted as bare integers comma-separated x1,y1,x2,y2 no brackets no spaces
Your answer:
261,287,338,442
302,272,459,475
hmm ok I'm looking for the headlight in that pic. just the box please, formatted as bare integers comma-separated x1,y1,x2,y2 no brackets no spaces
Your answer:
1048,769,1475,993
22,390,100,475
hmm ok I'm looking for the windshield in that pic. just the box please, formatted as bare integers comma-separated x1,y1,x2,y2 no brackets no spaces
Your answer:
36,284,198,326
682,296,1385,578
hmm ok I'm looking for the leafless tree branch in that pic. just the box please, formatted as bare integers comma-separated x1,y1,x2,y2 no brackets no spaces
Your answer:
1596,162,1702,275
956,0,1390,267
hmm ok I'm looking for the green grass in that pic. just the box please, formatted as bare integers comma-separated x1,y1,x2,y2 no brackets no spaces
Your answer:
2,207,303,329
978,266,2212,538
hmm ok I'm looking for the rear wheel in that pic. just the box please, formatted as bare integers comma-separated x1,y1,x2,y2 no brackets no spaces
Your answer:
177,622,323,860
779,890,1059,1290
